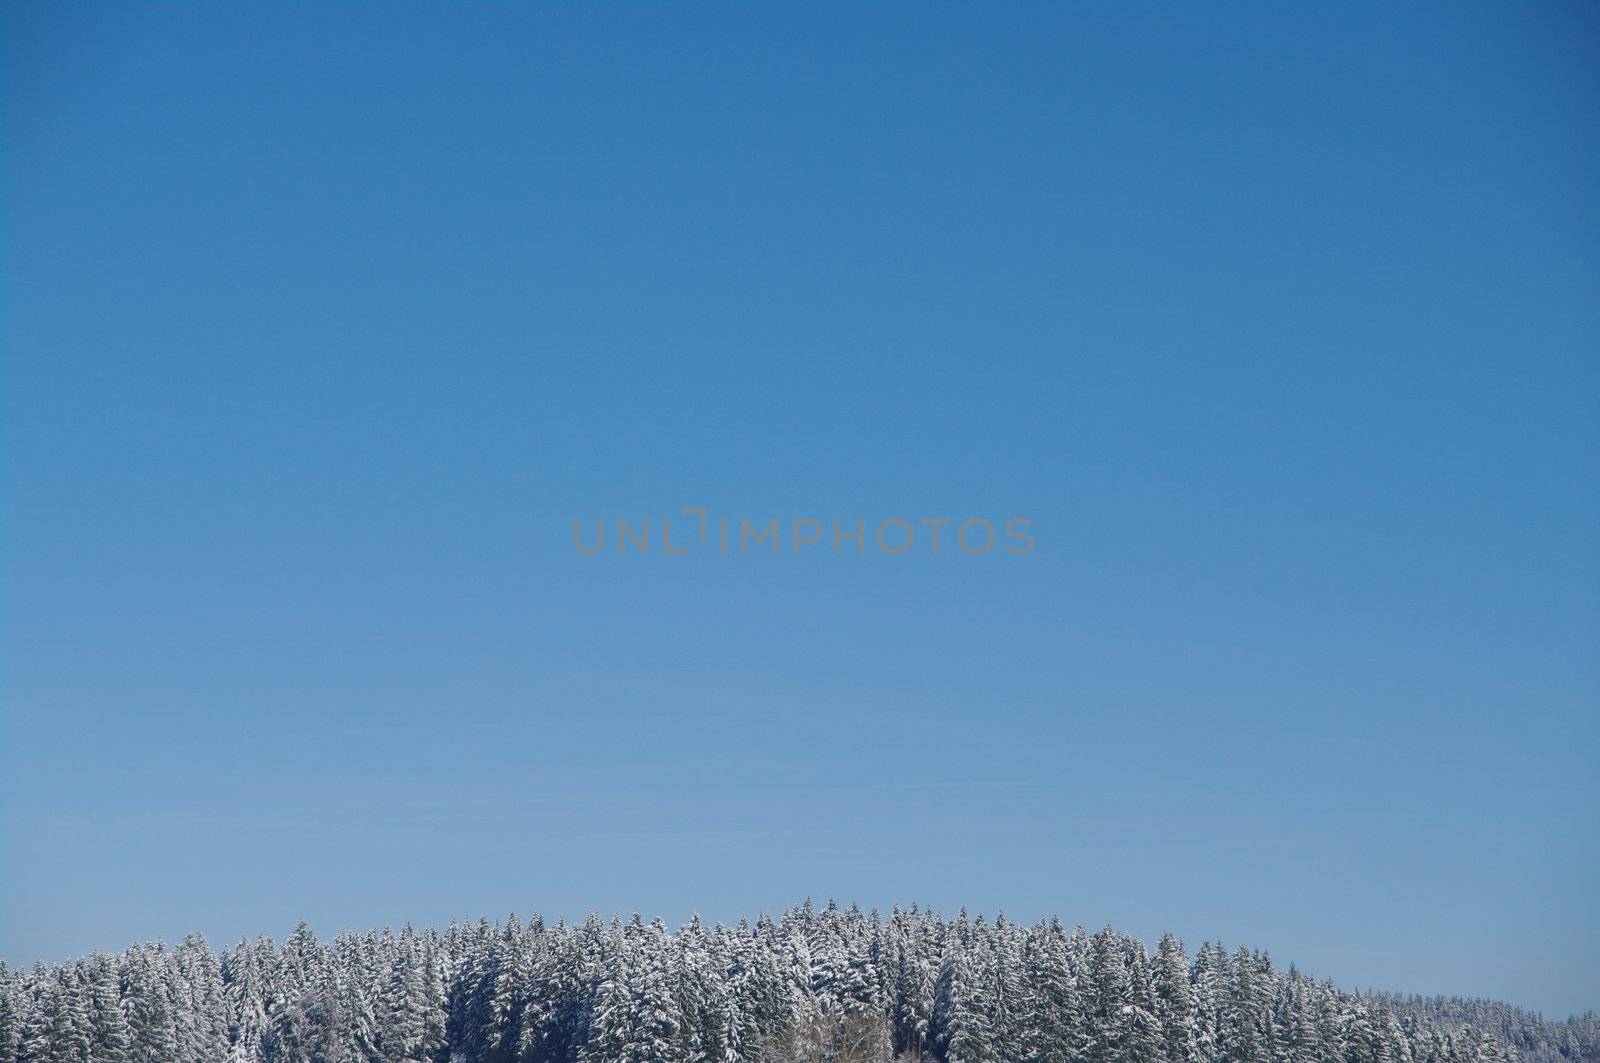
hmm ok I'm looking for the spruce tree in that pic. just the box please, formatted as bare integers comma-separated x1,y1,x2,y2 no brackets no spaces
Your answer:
1083,928,1129,1063
1122,937,1163,1063
1151,933,1196,1063
83,955,133,1063
0,962,18,1063
121,947,179,1063
930,938,995,1063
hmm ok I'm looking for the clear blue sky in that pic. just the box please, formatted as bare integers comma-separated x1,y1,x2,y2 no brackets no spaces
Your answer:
3,2,1596,1018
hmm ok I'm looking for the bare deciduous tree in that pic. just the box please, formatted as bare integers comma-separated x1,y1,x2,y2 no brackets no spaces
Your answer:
760,1008,893,1063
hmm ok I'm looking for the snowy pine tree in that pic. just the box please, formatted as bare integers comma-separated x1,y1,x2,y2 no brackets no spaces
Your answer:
1151,933,1196,1063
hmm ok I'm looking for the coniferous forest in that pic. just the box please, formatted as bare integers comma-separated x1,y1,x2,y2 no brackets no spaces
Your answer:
2,902,1595,1063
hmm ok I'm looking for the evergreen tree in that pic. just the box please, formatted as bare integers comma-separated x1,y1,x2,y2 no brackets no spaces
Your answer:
889,926,935,1062
1016,919,1082,1063
83,955,133,1063
1083,928,1129,1063
1219,946,1268,1063
378,930,430,1063
1151,933,1196,1063
121,948,179,1063
0,962,19,1063
627,919,684,1063
929,937,995,1063
222,939,271,1063
1122,937,1162,1063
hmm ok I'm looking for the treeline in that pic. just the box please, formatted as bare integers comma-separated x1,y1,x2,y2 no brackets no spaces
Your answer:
2,901,1591,1063
1377,996,1599,1063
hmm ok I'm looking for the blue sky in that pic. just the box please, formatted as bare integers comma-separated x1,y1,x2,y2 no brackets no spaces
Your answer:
3,2,1596,1017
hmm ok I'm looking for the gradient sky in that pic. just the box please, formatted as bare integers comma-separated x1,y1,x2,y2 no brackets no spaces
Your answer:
3,2,1597,1018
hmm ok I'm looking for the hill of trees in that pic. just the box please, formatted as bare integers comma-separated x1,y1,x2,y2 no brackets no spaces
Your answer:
2,901,1594,1063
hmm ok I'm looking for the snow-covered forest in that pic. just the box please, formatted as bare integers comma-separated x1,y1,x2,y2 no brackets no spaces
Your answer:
3,901,1594,1063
